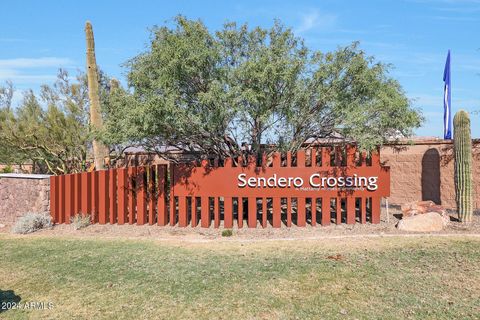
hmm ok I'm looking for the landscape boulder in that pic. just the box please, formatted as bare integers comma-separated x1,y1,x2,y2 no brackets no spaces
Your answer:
400,200,449,226
396,200,450,232
396,212,445,232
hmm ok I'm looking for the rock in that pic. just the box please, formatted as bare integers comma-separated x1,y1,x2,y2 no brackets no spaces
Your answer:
401,200,449,226
401,200,435,213
397,212,445,232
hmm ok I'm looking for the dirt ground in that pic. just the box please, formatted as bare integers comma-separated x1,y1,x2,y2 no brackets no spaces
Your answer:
1,206,479,242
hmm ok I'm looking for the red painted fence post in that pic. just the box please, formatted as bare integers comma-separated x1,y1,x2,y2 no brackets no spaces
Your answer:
109,169,117,224
248,197,256,228
74,173,81,216
346,196,356,225
65,174,74,224
169,166,176,226
297,197,306,227
157,165,168,226
262,198,267,228
237,198,243,228
191,197,198,227
148,167,155,225
272,197,281,228
127,167,136,224
214,197,220,228
201,196,210,228
179,196,188,227
224,197,232,228
321,197,330,226
59,175,65,223
117,168,127,225
286,198,292,227
98,170,109,224
81,172,91,216
336,198,342,225
311,198,317,226
297,150,305,167
91,171,99,223
136,167,147,225
371,197,381,224
50,176,58,223
361,197,367,224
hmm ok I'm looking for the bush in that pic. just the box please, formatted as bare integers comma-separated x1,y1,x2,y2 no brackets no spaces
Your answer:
12,212,52,234
0,165,14,173
222,229,233,237
70,214,91,230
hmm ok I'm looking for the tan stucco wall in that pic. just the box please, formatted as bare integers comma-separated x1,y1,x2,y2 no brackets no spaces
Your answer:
381,140,480,209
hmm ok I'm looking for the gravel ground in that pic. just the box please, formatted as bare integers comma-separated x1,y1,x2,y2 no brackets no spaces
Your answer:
1,206,479,241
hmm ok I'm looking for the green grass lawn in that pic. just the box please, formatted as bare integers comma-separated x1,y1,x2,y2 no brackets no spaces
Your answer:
0,234,479,320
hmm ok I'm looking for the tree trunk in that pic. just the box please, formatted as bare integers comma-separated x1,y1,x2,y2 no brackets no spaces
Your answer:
85,21,109,170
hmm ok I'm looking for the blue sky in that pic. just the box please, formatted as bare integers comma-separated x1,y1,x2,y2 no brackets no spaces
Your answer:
1,0,479,137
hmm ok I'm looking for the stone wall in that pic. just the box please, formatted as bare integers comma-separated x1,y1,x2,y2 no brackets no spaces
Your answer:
0,174,50,225
381,139,480,210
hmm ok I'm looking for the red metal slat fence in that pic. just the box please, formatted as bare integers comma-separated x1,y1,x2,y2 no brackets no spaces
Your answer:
50,147,390,228
50,165,168,226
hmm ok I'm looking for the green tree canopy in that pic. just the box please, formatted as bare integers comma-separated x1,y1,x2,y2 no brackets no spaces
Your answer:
0,69,111,174
104,17,423,160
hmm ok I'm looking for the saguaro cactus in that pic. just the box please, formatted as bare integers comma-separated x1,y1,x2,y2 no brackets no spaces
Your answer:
453,110,473,223
85,21,109,170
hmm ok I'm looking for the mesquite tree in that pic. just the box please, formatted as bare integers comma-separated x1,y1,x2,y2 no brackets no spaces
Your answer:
103,16,423,161
0,69,112,174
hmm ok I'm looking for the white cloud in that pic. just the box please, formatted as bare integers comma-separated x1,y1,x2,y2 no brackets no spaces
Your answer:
0,57,74,69
295,10,337,34
0,68,58,84
410,93,443,108
0,57,76,87
425,15,479,21
410,93,480,111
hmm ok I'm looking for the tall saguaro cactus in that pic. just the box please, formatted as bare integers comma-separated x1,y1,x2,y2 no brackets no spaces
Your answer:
85,21,109,170
453,110,473,223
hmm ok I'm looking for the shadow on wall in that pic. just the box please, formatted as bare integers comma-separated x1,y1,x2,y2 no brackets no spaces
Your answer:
422,148,441,204
0,289,21,313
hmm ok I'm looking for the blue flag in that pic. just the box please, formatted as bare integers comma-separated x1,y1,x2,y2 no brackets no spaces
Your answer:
443,50,452,139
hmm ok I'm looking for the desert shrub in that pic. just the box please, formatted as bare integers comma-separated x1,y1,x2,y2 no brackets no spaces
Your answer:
222,229,233,237
0,165,14,173
70,214,91,230
12,212,52,234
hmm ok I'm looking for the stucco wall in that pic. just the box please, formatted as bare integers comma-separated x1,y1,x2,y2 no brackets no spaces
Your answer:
381,139,480,209
0,174,50,225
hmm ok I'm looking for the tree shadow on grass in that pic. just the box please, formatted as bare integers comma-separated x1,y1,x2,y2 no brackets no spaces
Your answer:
0,289,21,313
